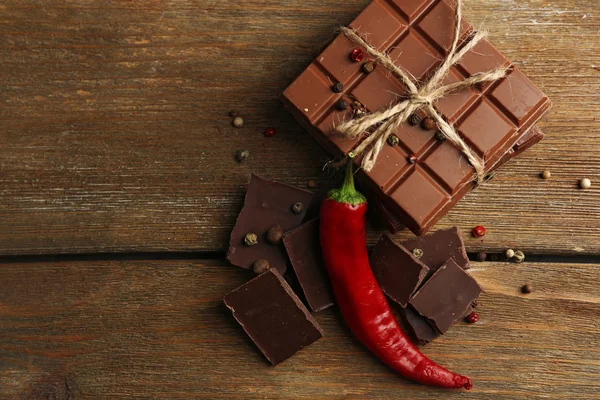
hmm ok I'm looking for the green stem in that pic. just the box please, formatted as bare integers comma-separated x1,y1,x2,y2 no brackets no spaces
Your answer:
328,156,367,206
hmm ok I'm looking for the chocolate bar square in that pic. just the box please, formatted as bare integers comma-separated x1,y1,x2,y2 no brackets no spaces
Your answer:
410,259,482,334
283,218,334,312
370,235,429,308
282,0,551,235
223,269,324,365
227,175,313,274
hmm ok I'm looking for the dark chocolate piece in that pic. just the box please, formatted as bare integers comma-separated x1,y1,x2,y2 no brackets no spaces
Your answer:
401,226,469,280
227,175,313,274
397,305,440,346
370,235,429,308
223,269,323,365
283,218,334,312
410,259,483,334
282,0,551,235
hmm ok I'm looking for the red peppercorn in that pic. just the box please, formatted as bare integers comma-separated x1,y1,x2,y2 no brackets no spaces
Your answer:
265,127,276,137
465,312,479,324
472,225,486,238
350,48,364,63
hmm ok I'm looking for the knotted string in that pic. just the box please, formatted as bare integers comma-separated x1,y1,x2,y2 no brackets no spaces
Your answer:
336,0,508,184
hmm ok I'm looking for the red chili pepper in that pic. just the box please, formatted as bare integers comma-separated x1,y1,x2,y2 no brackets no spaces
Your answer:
320,158,472,390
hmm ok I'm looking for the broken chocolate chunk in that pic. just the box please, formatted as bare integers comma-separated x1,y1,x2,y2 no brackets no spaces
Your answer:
370,235,429,308
283,218,334,312
410,259,483,334
401,227,470,280
227,175,313,274
397,305,440,346
223,269,323,365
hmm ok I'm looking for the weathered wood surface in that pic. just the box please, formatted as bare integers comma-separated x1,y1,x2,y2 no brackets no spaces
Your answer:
0,0,599,256
0,259,598,399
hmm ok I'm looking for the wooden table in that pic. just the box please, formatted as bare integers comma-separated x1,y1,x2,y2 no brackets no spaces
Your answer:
1,0,598,398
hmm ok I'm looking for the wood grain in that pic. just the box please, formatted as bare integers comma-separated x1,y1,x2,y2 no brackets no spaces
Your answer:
0,259,598,399
0,0,599,256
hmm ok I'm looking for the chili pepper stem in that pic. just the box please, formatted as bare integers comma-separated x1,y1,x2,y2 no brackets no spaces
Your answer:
328,156,367,206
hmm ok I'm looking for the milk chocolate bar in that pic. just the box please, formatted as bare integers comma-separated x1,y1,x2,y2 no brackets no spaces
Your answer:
223,269,323,365
282,0,551,235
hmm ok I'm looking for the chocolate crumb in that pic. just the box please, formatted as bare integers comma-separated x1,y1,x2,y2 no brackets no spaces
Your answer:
252,259,271,275
266,225,283,245
244,233,258,247
521,284,533,294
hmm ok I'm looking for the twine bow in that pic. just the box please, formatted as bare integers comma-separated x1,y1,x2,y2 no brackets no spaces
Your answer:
337,0,509,184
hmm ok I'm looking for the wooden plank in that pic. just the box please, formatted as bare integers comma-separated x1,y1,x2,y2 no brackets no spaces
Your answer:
0,0,599,255
0,259,598,399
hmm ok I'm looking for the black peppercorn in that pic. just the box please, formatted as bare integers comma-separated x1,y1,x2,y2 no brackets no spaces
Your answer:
266,225,283,245
387,134,399,146
292,202,304,214
336,99,349,111
435,130,446,142
421,117,436,131
332,82,344,93
408,114,421,126
521,284,533,294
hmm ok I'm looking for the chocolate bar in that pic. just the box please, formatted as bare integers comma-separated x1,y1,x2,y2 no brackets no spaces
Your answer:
282,0,551,235
401,226,469,280
227,175,313,274
374,124,545,233
370,235,429,307
410,259,482,334
223,269,323,365
283,218,334,312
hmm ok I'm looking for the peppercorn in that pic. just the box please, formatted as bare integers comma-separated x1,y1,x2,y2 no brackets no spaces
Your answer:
387,134,399,146
332,82,344,93
471,300,479,309
266,225,283,245
412,248,423,259
408,154,417,164
521,283,533,294
540,170,551,180
362,61,375,74
232,116,244,128
513,250,525,263
580,178,592,189
352,101,366,118
408,114,421,126
307,179,317,189
235,149,249,163
472,225,486,238
505,249,515,259
336,99,349,111
292,202,304,214
265,127,276,137
252,259,271,275
350,48,364,63
421,116,436,131
465,312,479,324
475,252,487,262
434,130,446,142
244,233,258,246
